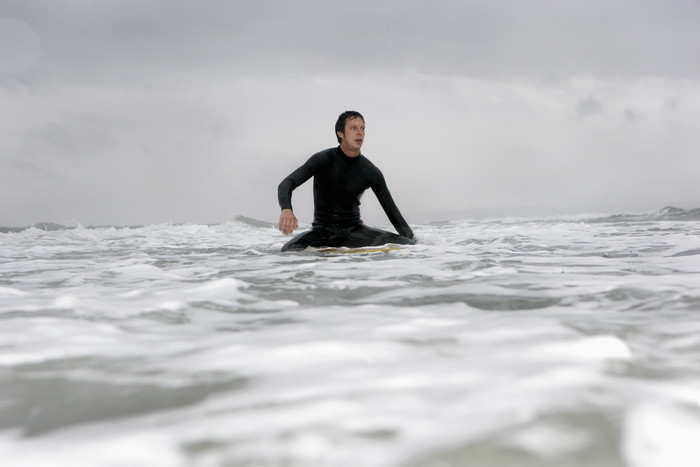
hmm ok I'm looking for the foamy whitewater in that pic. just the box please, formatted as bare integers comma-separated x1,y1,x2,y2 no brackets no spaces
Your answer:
1,207,700,467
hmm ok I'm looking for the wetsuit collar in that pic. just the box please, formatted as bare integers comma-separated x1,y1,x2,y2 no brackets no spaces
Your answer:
337,145,361,161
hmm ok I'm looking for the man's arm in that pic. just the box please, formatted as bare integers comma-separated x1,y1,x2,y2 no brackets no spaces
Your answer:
371,172,414,240
277,156,316,235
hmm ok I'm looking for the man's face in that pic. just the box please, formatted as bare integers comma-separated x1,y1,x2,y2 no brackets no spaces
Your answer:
338,117,365,153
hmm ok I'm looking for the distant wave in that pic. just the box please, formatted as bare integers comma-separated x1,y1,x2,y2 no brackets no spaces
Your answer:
0,222,75,234
0,222,145,234
0,217,276,234
583,206,700,223
0,217,275,234
2,207,698,234
231,215,275,229
495,206,700,224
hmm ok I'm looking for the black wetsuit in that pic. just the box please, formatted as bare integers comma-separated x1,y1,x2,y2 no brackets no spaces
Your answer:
278,146,416,251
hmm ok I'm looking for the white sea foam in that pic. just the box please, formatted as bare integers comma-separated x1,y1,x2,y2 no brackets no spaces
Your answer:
623,401,700,467
1,210,699,466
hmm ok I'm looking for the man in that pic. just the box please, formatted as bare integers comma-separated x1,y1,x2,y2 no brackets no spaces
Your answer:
277,110,416,252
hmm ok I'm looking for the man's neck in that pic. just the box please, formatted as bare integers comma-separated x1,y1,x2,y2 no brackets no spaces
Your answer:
339,143,360,157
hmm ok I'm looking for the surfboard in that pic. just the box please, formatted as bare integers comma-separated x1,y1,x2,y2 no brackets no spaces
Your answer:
314,244,404,254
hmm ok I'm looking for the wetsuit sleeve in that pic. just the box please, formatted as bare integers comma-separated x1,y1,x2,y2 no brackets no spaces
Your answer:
371,171,415,239
278,156,317,211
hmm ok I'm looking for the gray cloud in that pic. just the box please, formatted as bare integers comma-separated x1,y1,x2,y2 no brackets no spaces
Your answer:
576,96,604,119
0,17,42,74
5,0,700,84
5,156,49,176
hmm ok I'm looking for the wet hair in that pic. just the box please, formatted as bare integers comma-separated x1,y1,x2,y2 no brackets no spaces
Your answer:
335,110,365,143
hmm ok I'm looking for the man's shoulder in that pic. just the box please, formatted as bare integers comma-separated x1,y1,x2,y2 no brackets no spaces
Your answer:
358,154,381,172
357,153,373,164
301,147,336,170
312,147,337,158
308,147,337,163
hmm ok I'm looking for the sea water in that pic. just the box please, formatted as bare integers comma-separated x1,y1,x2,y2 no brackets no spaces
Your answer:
1,207,700,467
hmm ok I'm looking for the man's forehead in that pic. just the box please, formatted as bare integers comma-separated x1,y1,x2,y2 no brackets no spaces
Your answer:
346,117,365,125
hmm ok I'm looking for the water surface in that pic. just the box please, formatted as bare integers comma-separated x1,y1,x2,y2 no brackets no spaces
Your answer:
2,208,700,466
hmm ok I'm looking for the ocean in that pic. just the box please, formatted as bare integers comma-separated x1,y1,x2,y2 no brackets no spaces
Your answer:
1,206,700,467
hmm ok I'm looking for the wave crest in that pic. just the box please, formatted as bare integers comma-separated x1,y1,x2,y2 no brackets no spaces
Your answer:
232,215,275,229
587,206,700,223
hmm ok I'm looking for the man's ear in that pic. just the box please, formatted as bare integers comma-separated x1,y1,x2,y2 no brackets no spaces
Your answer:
336,131,344,141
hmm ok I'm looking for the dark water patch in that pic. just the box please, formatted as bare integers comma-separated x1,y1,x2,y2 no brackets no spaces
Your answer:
601,251,641,259
613,359,698,379
565,287,682,312
181,426,398,466
605,287,656,302
352,428,399,440
677,295,700,311
470,259,504,271
464,294,561,311
182,439,228,457
403,410,624,467
148,246,242,255
384,294,561,311
0,369,248,436
50,250,137,262
138,310,191,324
445,261,474,271
214,316,302,333
625,295,699,312
291,269,316,281
190,301,250,313
0,309,81,321
670,248,700,257
638,245,678,255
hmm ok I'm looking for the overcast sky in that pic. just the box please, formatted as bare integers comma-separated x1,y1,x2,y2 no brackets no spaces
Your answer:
2,0,699,227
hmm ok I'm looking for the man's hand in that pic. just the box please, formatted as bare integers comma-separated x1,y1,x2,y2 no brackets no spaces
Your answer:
279,209,298,235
